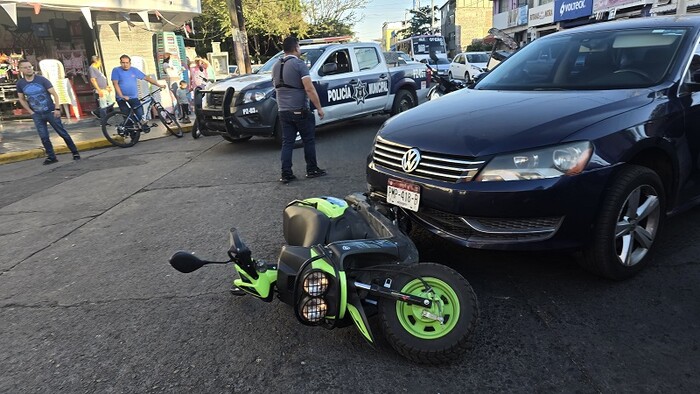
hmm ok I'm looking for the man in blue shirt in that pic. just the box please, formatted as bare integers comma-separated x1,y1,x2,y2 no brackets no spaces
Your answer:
111,54,165,128
16,59,80,165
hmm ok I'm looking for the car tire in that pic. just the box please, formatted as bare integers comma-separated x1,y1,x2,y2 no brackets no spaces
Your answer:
465,72,470,82
448,71,453,80
391,89,416,116
580,165,665,280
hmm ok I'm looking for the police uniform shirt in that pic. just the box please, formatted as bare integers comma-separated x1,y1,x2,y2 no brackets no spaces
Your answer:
272,55,310,111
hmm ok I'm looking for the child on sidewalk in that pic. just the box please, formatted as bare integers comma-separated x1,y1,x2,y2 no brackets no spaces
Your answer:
175,80,191,123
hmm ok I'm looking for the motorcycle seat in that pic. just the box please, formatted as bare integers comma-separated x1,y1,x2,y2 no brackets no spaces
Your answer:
283,203,378,247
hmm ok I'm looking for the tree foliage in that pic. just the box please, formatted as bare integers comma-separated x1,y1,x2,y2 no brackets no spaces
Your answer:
192,0,368,63
465,40,492,52
301,0,367,38
399,5,439,39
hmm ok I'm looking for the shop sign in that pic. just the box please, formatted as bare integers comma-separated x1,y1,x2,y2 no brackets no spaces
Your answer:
507,6,529,28
494,11,509,30
529,3,554,27
554,0,593,22
593,0,641,13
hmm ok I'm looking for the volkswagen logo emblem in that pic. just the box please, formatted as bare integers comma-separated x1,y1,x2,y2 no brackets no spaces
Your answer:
401,148,421,173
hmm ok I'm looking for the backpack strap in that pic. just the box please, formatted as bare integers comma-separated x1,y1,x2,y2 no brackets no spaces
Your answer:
275,57,304,90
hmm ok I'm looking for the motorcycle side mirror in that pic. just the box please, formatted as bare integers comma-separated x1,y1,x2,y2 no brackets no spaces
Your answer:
169,251,206,273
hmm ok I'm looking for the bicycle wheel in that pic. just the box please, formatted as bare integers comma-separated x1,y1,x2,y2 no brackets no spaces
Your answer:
158,108,183,138
101,111,141,148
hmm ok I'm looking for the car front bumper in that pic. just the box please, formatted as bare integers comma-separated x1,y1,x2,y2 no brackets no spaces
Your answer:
367,158,618,251
194,87,278,138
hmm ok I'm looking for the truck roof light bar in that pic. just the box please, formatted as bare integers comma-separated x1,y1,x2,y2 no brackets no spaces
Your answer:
299,35,353,45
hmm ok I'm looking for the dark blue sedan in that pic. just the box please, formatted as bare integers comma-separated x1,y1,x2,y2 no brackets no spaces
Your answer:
367,16,700,280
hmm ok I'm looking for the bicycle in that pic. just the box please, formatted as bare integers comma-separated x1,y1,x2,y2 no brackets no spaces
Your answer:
101,87,183,148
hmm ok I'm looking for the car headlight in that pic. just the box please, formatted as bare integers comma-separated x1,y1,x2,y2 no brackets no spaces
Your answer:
242,87,273,104
475,141,593,182
302,271,330,296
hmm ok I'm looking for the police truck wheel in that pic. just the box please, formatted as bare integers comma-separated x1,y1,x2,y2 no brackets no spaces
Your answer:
391,89,416,116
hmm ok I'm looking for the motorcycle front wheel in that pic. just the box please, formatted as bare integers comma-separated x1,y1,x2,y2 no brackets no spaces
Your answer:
378,263,478,364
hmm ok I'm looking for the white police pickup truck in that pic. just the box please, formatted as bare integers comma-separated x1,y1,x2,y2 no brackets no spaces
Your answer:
194,41,431,144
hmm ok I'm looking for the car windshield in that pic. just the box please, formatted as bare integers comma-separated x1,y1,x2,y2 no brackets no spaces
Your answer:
255,48,326,74
476,27,687,91
466,53,489,63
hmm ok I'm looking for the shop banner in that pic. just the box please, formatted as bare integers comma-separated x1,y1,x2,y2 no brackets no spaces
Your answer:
507,6,529,28
554,0,593,22
0,2,17,25
593,0,641,13
81,7,93,29
529,3,555,27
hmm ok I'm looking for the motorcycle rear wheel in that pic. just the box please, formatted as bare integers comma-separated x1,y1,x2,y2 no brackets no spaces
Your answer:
378,263,478,364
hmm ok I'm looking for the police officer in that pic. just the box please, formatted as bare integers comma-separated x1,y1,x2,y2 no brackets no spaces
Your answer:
272,36,326,184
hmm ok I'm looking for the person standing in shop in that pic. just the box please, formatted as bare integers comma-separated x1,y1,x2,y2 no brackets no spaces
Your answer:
88,55,115,119
16,59,80,165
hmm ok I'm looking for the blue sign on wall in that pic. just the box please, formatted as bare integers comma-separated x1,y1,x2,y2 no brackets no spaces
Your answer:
554,0,593,22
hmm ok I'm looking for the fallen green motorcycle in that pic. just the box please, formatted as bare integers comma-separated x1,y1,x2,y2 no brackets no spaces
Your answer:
170,193,478,363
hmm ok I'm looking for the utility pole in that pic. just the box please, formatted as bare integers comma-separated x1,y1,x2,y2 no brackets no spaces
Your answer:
677,0,687,16
225,0,252,74
431,0,435,34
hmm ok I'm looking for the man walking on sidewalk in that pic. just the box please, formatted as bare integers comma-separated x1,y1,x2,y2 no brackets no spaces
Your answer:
111,54,165,130
89,55,115,119
16,59,80,165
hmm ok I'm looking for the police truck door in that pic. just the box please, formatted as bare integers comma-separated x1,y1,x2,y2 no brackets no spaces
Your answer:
313,48,362,125
352,46,390,114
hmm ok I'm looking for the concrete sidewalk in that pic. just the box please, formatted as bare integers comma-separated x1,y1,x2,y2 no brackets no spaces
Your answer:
0,117,193,165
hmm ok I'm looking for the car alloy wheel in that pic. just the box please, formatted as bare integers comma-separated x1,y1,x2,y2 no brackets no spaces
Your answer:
580,165,665,280
614,184,661,266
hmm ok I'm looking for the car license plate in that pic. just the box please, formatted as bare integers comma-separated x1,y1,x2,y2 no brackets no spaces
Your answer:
387,179,420,212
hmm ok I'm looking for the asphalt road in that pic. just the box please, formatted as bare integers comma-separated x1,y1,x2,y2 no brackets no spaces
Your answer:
1,116,698,393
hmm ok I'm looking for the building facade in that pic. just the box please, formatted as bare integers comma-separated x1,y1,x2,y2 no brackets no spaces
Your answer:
0,0,201,120
382,21,404,51
440,0,493,57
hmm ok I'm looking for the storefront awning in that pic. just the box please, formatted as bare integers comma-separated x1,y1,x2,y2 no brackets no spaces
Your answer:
0,2,199,32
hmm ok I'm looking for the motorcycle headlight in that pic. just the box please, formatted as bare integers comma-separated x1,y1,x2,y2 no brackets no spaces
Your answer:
300,297,328,323
302,270,330,296
475,141,592,182
242,87,273,104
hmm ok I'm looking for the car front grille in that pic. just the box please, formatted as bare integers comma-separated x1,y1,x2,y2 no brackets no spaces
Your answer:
373,137,486,183
208,92,224,107
411,207,562,243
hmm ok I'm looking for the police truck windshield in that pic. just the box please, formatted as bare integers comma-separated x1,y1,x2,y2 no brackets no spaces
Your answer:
255,48,326,74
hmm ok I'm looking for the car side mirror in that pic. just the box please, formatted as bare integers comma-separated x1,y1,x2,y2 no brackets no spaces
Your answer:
322,63,337,75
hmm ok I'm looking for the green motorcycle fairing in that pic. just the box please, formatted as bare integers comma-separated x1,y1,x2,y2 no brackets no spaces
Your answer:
310,248,347,320
301,197,348,218
233,263,277,301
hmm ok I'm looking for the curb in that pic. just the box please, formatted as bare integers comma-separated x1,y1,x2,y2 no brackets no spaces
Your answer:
0,125,193,166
